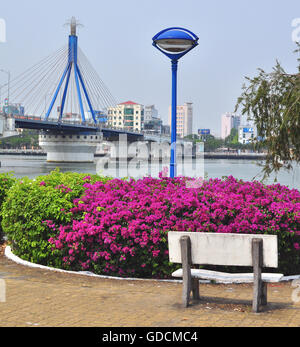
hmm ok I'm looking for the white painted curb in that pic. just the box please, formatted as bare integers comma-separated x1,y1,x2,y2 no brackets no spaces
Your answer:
4,246,182,283
4,246,299,283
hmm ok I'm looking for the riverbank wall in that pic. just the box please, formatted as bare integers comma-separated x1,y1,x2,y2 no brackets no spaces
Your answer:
0,149,267,160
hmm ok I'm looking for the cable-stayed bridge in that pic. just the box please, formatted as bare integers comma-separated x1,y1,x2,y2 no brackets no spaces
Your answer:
0,17,145,161
5,17,117,128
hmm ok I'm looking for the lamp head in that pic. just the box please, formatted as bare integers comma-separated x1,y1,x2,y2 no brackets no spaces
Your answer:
152,27,198,60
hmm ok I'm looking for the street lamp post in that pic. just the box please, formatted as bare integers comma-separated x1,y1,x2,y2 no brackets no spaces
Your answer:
152,27,198,178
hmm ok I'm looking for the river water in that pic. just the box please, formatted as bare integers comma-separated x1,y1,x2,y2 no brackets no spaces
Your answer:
0,154,299,191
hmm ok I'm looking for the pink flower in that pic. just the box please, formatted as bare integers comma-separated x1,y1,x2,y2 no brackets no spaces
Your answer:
152,250,160,257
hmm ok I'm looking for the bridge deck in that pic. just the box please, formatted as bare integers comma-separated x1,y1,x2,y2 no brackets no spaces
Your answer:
11,116,144,139
14,118,99,133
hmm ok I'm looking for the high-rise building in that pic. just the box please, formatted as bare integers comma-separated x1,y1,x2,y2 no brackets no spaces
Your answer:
168,102,193,138
107,101,144,132
221,113,240,139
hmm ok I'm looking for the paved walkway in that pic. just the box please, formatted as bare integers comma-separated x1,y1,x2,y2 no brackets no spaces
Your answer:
1,245,300,327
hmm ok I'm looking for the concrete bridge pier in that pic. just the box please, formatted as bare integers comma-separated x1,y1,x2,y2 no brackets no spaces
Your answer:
39,131,102,162
0,115,19,138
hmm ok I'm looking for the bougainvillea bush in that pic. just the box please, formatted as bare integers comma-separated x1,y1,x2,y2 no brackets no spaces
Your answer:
44,175,300,277
1,169,111,266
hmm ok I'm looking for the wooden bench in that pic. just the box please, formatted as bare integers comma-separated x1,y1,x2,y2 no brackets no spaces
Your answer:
168,232,284,312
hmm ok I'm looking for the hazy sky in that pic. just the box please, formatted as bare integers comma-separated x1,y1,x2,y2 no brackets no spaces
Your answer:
0,0,299,136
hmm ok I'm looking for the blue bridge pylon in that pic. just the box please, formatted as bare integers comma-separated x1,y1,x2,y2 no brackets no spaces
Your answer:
4,16,117,127
45,17,95,124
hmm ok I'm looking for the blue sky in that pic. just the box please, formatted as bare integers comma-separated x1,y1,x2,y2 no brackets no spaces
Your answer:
0,0,299,136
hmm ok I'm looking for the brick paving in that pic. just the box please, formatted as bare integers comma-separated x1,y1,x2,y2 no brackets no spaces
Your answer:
0,248,300,327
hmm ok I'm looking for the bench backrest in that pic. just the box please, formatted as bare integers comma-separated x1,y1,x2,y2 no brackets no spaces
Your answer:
168,232,278,268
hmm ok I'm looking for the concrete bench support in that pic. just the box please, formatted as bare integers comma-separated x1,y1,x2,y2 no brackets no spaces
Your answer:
169,232,283,313
252,238,267,312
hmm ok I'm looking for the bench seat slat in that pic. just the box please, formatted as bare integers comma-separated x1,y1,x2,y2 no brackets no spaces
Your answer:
168,232,278,268
172,268,284,283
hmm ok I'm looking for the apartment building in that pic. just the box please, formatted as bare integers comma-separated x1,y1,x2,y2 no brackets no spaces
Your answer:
107,101,144,132
168,102,193,138
221,113,241,139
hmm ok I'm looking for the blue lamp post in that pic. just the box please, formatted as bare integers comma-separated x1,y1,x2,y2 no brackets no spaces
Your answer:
152,27,198,178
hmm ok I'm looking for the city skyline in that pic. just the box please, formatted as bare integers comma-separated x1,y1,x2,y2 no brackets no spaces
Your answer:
0,0,299,137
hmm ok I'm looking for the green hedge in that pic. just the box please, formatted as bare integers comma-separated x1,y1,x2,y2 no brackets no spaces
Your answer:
1,169,110,266
0,172,16,243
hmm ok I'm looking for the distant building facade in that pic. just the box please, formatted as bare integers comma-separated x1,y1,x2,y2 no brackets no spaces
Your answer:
161,124,170,135
144,105,159,123
143,104,162,134
107,101,144,132
238,126,256,144
221,113,241,139
168,102,193,138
